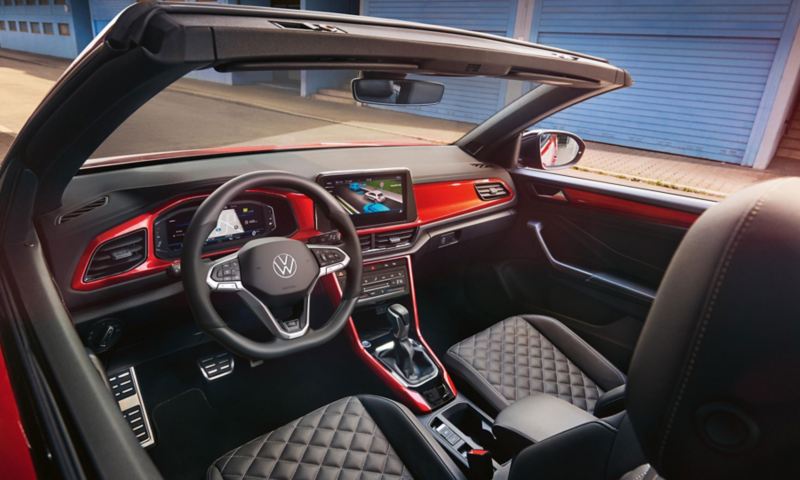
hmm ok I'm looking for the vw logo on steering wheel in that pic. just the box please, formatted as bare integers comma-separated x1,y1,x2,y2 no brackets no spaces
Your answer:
272,253,298,279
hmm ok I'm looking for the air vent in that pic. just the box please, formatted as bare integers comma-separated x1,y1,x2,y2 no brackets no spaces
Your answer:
374,228,416,250
475,182,510,201
359,234,373,251
57,196,108,224
85,229,147,282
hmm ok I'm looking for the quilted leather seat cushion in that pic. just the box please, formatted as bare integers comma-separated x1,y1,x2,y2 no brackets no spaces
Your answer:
208,395,464,480
446,315,625,413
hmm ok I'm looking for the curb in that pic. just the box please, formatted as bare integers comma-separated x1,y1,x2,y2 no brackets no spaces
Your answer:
572,165,728,199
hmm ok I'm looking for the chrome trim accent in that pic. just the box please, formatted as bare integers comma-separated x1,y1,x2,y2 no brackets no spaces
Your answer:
199,354,235,381
205,252,244,291
110,367,155,448
206,245,350,340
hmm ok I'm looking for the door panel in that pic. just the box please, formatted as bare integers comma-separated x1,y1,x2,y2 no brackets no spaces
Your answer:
498,169,712,369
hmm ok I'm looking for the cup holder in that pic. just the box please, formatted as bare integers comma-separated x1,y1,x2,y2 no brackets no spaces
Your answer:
432,401,513,465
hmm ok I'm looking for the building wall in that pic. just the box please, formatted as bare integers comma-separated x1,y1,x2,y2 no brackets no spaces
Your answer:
531,0,800,166
361,0,518,124
0,0,86,58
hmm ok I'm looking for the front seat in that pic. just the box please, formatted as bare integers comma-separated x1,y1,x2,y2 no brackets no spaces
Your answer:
506,177,800,479
446,314,626,415
207,395,465,480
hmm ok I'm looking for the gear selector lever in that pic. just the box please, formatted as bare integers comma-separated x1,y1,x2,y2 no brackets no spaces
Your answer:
375,303,438,387
387,304,416,378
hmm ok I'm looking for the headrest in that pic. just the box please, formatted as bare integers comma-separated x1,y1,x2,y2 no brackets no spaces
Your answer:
627,178,800,479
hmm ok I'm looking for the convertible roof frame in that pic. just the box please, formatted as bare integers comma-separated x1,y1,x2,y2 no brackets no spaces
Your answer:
3,1,629,214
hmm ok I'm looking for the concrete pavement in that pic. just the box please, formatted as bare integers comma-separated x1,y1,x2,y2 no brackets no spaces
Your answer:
2,48,798,200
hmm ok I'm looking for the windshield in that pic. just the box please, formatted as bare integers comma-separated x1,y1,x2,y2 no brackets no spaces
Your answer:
90,69,535,159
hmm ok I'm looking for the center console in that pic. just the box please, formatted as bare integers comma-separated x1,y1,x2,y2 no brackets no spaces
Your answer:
326,255,456,412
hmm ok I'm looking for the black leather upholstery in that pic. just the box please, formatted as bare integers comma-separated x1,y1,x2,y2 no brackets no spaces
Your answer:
627,178,800,479
446,315,625,413
207,395,464,480
492,392,596,450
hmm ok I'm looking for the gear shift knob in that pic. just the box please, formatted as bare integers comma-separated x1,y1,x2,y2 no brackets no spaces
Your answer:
388,304,410,340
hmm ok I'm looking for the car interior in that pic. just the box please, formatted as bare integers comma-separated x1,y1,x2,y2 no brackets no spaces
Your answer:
1,3,799,480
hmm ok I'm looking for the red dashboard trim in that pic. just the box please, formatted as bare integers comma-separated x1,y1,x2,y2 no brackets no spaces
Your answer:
323,256,457,413
72,178,514,291
71,189,318,291
355,177,515,235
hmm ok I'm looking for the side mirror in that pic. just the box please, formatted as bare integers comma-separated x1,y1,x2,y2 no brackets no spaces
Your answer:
520,130,585,170
352,78,444,106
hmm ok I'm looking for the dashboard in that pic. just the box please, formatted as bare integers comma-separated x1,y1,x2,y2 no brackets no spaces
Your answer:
43,144,517,316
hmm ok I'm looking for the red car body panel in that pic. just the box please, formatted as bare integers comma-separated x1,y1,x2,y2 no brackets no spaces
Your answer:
0,346,36,480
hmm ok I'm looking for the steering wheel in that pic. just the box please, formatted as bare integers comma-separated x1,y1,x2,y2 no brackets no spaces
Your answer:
181,171,363,359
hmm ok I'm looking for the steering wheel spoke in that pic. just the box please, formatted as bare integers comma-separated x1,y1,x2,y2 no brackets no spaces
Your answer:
182,171,362,360
308,244,350,276
235,288,313,340
206,253,244,291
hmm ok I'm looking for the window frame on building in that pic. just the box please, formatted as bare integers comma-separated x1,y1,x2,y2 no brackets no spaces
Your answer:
57,21,69,36
18,20,28,32
42,21,53,35
30,21,40,34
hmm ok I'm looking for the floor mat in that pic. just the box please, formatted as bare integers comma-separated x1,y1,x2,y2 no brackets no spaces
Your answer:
149,389,232,480
140,334,394,480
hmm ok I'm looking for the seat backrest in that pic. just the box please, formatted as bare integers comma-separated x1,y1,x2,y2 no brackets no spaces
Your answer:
627,178,800,479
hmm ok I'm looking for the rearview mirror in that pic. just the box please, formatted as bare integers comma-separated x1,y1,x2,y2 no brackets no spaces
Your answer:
352,78,445,106
520,130,585,170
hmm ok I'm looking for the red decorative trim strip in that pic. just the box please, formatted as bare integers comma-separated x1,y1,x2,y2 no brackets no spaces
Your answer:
71,189,318,291
322,256,456,413
562,188,699,227
355,177,514,235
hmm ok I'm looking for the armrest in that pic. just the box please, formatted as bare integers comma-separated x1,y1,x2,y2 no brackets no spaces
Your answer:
593,384,626,418
492,393,596,452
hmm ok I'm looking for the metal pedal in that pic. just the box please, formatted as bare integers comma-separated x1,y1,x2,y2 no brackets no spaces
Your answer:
198,352,235,381
108,367,155,448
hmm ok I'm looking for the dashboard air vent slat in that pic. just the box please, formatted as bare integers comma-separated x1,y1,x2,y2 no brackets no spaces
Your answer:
57,196,108,224
85,229,147,282
475,182,510,201
374,228,416,249
359,234,373,251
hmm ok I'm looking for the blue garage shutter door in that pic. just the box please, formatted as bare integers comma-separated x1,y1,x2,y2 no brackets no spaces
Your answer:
362,0,518,124
531,0,796,164
89,0,133,35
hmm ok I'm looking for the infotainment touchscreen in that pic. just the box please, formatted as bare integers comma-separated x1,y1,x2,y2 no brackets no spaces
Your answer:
318,170,416,228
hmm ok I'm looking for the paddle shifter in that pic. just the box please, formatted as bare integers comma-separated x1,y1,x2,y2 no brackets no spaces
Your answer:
388,304,417,378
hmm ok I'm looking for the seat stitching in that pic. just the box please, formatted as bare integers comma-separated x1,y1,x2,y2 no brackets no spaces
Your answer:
525,315,626,385
656,190,771,464
448,346,510,406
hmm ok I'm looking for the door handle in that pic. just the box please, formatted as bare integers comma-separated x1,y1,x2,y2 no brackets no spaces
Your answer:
527,221,655,302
